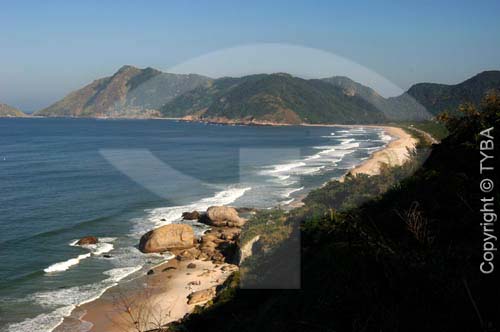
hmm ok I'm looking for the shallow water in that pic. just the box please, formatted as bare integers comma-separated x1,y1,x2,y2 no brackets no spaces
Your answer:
0,118,389,331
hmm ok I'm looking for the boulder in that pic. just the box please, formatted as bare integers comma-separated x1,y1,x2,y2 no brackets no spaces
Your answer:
182,211,200,220
203,206,246,227
76,236,98,245
187,263,197,269
187,287,216,305
139,224,194,253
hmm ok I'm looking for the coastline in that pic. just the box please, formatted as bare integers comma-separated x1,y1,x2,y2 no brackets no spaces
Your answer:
51,120,417,332
59,259,237,332
345,125,417,177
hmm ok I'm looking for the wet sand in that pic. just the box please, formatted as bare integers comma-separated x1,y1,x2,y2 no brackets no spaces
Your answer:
56,259,236,332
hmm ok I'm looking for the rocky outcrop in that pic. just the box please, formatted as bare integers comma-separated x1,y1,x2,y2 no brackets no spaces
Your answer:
76,236,98,245
238,235,261,265
139,224,194,253
187,287,216,305
140,206,247,263
162,207,247,265
200,206,246,227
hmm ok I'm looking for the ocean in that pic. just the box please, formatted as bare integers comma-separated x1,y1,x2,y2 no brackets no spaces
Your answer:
0,118,390,331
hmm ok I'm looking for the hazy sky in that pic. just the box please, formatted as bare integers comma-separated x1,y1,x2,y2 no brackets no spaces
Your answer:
1,0,499,112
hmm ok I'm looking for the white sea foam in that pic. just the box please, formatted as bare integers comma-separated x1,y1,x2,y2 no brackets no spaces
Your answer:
299,165,325,174
6,305,75,332
44,238,116,273
85,242,114,256
336,142,360,150
43,253,92,273
261,134,367,184
9,265,143,332
313,146,354,159
266,162,306,174
283,186,304,198
280,198,295,205
379,131,393,142
305,154,321,160
102,265,143,283
361,146,383,151
340,138,355,144
99,237,117,243
132,186,251,236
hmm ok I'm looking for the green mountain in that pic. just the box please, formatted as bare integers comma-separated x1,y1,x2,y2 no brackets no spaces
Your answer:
163,71,500,124
162,73,388,124
35,68,500,122
390,70,500,117
35,65,211,118
159,75,258,118
0,103,27,117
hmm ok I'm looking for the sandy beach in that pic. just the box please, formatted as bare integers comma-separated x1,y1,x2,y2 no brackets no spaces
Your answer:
347,126,417,177
54,124,417,332
55,259,237,332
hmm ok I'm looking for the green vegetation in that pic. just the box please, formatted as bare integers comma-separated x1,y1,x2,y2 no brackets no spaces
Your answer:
35,68,499,123
391,120,449,141
406,120,449,140
174,94,499,331
163,70,500,124
400,70,500,117
162,73,388,124
239,209,291,248
161,76,262,118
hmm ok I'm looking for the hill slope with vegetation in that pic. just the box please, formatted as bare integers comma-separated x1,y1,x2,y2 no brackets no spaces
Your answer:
35,66,211,118
163,70,500,124
34,68,500,123
172,94,499,332
0,103,27,117
162,73,388,124
390,70,500,117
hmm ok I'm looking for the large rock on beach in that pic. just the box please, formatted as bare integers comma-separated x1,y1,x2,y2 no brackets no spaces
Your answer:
139,224,194,253
76,236,98,245
202,206,246,227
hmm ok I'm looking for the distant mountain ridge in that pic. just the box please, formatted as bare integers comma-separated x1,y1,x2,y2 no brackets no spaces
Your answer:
0,103,27,117
34,67,500,123
162,73,387,124
35,65,211,118
398,70,500,115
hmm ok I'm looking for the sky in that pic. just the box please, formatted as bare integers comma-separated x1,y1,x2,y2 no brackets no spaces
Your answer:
1,0,499,112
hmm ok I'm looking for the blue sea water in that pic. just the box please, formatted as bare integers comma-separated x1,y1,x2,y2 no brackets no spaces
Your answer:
0,118,390,331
